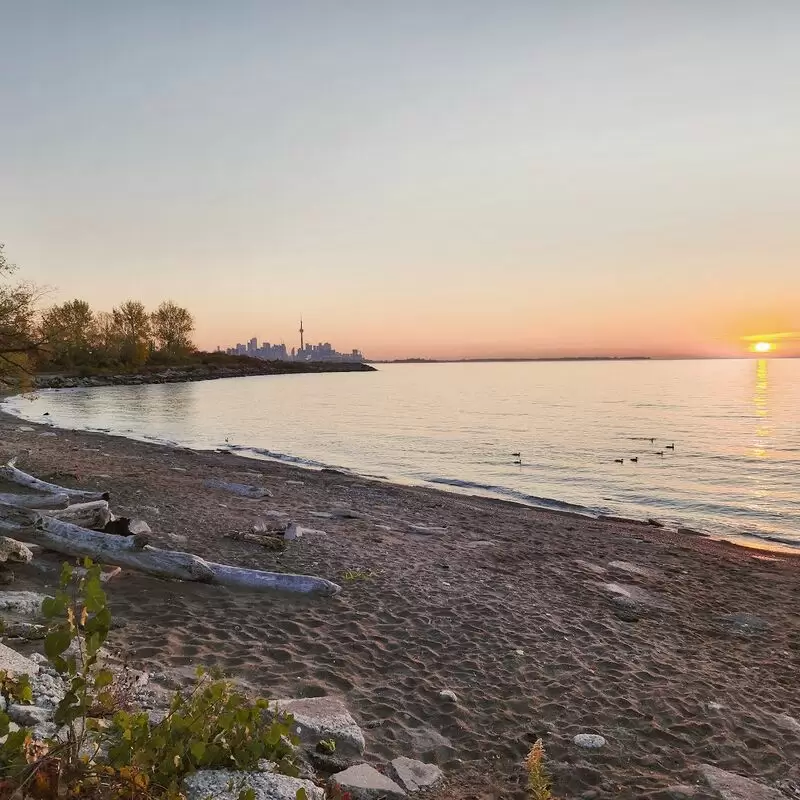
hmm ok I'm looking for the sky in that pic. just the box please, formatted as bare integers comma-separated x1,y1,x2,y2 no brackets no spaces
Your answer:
1,1,799,360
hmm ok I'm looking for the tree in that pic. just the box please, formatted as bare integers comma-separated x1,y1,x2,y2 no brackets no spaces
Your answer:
111,300,151,366
151,300,195,358
0,243,43,384
40,299,96,368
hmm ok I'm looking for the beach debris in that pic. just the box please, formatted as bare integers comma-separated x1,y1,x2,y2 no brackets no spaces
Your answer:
331,506,363,519
512,649,524,657
390,757,444,793
309,511,333,519
647,518,664,527
271,697,366,761
331,763,406,800
285,479,305,487
184,770,324,800
407,524,447,535
0,537,33,564
44,499,113,530
226,529,285,551
438,689,458,703
608,560,659,579
573,733,606,749
698,764,785,800
284,523,326,541
0,505,339,595
0,492,70,510
204,478,273,499
0,458,108,502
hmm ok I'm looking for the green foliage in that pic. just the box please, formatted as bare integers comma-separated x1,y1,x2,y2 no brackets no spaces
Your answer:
0,670,33,705
317,738,336,754
106,667,300,796
41,560,112,765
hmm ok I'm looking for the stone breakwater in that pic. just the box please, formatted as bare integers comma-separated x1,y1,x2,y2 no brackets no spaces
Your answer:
33,362,376,390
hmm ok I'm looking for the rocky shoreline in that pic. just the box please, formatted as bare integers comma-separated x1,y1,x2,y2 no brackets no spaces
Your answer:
32,361,376,390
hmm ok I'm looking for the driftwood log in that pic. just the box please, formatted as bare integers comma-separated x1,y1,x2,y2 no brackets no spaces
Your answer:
0,492,70,510
0,504,340,596
0,461,108,502
44,500,113,530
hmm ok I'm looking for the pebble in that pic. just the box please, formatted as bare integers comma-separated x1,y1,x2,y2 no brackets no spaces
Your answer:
438,690,458,703
573,733,606,749
513,649,524,657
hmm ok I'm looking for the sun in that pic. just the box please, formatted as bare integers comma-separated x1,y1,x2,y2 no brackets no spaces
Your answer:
753,341,773,353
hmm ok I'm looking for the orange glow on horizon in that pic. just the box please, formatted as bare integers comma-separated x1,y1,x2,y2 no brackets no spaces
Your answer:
753,341,773,353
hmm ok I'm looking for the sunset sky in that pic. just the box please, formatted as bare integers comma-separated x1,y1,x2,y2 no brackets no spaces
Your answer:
1,2,799,359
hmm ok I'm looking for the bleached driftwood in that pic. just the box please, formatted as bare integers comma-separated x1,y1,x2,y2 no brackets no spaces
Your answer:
0,491,70,510
0,505,340,596
44,500,113,530
0,460,108,502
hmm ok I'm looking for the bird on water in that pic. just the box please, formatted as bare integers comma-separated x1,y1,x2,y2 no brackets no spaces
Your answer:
630,457,639,463
666,443,675,450
655,451,664,456
614,459,624,464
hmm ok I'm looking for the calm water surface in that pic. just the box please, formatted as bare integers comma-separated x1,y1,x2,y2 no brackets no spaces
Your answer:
6,360,800,550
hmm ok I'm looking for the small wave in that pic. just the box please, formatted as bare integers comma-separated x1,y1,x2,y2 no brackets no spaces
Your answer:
423,476,597,514
226,444,343,472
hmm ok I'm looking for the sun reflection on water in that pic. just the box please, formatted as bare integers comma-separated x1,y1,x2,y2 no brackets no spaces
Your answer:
750,359,771,458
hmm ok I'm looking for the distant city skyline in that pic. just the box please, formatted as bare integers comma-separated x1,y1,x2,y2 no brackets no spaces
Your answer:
219,319,364,363
2,3,799,359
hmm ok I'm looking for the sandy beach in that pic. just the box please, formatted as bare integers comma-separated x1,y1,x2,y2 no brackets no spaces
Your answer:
1,411,798,799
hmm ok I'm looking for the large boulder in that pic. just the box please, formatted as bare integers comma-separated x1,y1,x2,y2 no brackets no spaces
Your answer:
390,757,444,793
183,770,323,800
698,764,786,800
0,591,49,619
272,697,365,761
0,642,40,676
331,764,406,800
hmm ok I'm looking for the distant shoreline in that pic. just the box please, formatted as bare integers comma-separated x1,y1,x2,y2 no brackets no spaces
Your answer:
31,360,376,390
369,356,653,364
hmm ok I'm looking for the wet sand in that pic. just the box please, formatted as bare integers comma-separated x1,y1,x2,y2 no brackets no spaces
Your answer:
1,412,798,799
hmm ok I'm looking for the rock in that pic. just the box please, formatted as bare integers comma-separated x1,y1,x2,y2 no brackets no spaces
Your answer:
139,506,161,516
205,479,273,499
512,649,524,657
678,527,708,537
284,524,326,541
16,426,35,432
774,713,800,733
598,582,672,611
183,769,324,800
408,727,453,757
39,432,58,438
721,612,769,634
7,704,51,726
127,519,152,536
573,733,606,749
390,757,444,793
30,671,66,708
438,690,458,703
0,591,49,618
331,764,406,800
272,697,365,760
309,511,333,519
608,560,658,579
0,642,40,676
575,559,607,576
0,538,34,564
0,720,20,744
285,480,305,487
698,764,786,800
647,518,665,528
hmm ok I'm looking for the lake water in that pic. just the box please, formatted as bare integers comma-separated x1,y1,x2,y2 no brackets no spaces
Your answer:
5,359,800,551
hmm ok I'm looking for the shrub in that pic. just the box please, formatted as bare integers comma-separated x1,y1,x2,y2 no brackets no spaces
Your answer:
0,559,303,800
525,739,554,800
